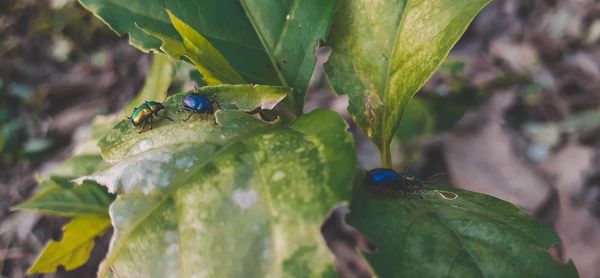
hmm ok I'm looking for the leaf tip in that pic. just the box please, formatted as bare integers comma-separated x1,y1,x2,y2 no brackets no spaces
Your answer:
9,204,23,212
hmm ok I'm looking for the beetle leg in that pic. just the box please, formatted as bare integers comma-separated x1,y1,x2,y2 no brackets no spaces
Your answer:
209,95,222,110
149,117,153,130
158,114,174,122
202,113,215,123
183,112,194,121
138,122,146,134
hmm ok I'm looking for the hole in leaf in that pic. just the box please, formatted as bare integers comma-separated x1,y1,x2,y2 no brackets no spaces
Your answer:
321,205,375,277
56,265,66,273
436,190,458,200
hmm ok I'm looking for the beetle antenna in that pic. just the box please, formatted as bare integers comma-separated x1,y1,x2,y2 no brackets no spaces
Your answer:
422,172,447,185
403,168,410,176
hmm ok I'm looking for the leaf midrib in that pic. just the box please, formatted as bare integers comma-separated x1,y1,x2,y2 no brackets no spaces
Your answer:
428,194,550,246
419,198,554,277
380,0,408,144
104,119,337,276
421,206,487,278
238,1,290,89
247,150,282,277
238,0,300,112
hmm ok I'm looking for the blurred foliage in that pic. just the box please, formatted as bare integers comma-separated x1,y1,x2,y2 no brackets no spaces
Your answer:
0,0,112,166
395,59,488,144
392,59,488,170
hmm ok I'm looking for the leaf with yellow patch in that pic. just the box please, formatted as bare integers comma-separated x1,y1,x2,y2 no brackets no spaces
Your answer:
27,216,111,274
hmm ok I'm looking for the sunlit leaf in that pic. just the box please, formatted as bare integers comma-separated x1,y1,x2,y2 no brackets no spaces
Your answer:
27,216,111,274
325,0,492,164
77,106,355,277
97,86,288,164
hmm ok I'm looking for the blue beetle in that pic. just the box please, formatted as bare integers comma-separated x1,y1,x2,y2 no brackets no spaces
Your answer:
181,93,220,121
366,168,400,188
366,168,423,197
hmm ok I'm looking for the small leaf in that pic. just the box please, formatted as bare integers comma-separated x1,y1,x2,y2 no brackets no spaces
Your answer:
13,109,117,216
347,171,578,277
27,216,112,274
325,0,492,165
123,53,174,115
14,178,113,217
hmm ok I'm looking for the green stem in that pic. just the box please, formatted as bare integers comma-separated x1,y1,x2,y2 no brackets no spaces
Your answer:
281,89,303,117
380,143,392,169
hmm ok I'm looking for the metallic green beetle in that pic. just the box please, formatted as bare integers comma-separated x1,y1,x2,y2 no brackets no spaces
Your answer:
127,101,173,133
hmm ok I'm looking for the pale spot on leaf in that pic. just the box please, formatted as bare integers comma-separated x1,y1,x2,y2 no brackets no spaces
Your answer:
231,189,259,209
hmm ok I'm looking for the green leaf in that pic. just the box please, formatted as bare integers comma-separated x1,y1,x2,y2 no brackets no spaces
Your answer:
77,107,355,277
13,178,113,218
325,0,492,166
78,0,339,114
27,216,112,274
98,86,288,163
46,154,107,178
14,150,114,218
90,84,314,174
14,117,116,218
189,84,290,111
77,0,177,51
347,171,578,278
123,53,174,115
16,120,115,273
141,11,246,86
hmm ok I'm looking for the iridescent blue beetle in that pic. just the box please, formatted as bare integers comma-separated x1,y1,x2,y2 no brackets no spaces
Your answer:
366,168,400,187
366,168,423,197
181,93,220,121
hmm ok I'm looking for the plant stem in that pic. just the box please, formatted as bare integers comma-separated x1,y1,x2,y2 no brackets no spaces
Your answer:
380,143,392,169
282,89,302,116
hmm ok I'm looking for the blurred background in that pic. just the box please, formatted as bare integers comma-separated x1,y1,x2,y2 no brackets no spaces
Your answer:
1,0,599,277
